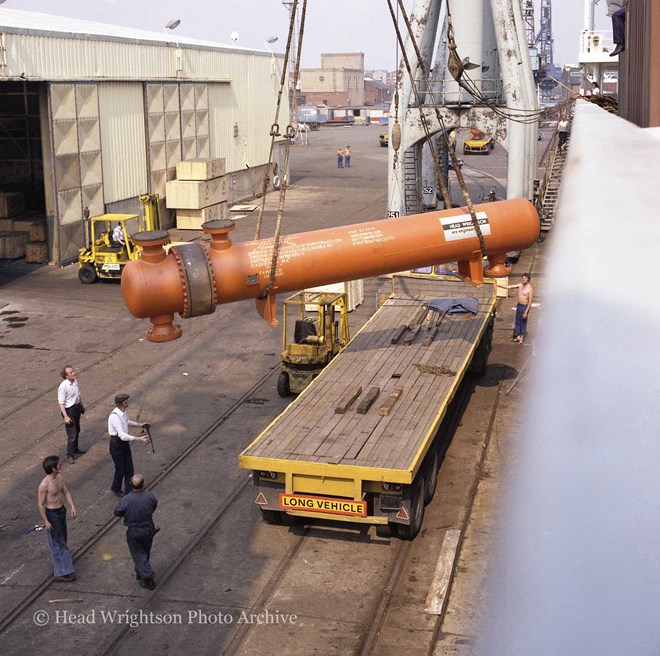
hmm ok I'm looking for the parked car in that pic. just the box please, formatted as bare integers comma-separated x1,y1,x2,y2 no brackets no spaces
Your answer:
448,157,464,169
463,134,494,154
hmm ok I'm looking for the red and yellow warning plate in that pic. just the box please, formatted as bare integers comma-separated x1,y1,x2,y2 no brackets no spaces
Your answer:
279,493,367,517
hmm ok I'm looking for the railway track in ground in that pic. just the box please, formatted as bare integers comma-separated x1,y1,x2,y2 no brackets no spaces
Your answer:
0,361,283,639
80,370,503,656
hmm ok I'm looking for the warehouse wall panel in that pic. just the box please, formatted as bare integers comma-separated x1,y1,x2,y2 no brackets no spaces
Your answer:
98,82,148,204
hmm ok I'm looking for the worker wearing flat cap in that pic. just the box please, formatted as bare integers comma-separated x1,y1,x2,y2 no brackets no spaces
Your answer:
108,394,150,498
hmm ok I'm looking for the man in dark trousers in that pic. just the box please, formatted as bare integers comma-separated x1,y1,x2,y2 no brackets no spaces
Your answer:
107,393,150,497
114,473,158,589
57,365,85,464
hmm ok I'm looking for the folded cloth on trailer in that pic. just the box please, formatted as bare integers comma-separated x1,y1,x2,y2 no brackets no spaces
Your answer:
426,297,479,315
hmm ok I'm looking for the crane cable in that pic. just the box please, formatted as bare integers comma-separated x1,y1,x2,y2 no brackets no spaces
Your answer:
259,0,308,300
254,0,299,242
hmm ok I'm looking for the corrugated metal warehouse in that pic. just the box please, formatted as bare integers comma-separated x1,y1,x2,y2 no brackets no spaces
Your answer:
0,9,288,264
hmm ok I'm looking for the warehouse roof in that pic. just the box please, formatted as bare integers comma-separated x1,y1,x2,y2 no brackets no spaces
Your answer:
0,8,266,54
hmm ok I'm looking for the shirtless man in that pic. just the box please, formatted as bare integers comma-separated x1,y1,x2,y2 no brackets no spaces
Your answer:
505,272,534,344
37,455,78,582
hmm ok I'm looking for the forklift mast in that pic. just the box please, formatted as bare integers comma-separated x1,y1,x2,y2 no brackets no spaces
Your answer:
139,194,161,231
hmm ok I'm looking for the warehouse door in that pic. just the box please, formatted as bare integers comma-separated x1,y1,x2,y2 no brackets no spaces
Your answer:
0,81,48,264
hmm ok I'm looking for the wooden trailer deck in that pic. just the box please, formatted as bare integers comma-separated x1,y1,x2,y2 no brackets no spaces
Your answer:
241,275,497,476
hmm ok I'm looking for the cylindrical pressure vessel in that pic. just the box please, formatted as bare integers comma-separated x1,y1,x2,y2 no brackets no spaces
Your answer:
123,199,539,341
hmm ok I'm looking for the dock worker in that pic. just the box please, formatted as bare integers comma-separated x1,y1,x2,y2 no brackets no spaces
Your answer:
108,394,150,498
504,273,534,344
37,455,78,582
112,223,125,247
114,473,158,590
57,365,85,464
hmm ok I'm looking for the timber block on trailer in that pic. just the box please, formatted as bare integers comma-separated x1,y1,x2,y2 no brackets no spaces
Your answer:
356,387,381,414
378,388,403,416
335,386,362,414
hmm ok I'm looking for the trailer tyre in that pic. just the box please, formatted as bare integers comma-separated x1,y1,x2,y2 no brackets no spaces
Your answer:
423,446,440,504
277,372,291,397
397,474,425,540
78,264,98,284
260,509,283,524
376,524,395,538
470,318,493,376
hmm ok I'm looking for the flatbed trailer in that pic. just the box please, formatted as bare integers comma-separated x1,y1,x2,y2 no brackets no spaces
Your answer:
239,273,497,539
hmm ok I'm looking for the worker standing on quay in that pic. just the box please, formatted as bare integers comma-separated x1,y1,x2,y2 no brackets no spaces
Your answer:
336,147,344,168
344,145,352,167
37,455,77,582
108,394,150,497
557,115,570,151
114,473,158,590
57,365,85,465
505,273,534,344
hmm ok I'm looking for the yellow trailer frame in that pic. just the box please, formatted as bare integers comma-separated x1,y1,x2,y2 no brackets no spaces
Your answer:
239,275,497,538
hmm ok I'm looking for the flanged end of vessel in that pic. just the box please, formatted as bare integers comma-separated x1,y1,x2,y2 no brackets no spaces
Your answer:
132,230,171,263
145,314,182,342
203,220,235,251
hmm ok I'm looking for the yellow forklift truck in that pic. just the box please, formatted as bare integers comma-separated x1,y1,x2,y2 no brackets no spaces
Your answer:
78,194,161,284
277,290,351,397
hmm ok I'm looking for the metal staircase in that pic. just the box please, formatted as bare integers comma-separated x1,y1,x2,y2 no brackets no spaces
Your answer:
538,138,567,231
403,147,420,215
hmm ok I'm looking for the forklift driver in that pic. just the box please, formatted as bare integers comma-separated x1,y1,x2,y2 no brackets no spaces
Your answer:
112,223,125,247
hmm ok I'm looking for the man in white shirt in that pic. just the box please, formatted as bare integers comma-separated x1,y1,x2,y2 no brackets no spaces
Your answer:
112,224,125,247
108,394,150,498
57,366,85,465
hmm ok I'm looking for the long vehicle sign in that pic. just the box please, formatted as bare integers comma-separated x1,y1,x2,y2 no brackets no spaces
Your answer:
280,493,367,517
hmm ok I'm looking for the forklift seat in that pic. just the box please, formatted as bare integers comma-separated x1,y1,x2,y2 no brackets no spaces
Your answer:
294,319,317,344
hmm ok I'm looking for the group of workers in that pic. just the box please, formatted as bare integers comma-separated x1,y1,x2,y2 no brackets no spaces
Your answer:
42,373,158,589
336,146,352,168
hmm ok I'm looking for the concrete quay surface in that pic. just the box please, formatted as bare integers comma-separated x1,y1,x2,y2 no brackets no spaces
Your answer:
0,125,544,656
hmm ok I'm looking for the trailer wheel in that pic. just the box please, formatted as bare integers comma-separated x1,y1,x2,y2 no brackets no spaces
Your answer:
376,524,395,538
78,264,98,284
260,509,283,524
277,372,291,397
423,447,440,504
470,318,493,376
280,513,301,526
398,474,426,540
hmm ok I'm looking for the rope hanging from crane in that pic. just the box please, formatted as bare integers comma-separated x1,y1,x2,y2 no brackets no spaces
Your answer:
255,0,308,301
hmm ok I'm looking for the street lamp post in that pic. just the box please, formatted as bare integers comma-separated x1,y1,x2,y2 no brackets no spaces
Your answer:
265,36,279,77
164,19,182,75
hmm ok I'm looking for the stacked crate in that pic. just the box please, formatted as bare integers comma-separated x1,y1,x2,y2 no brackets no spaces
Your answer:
167,158,228,230
0,193,29,260
26,221,49,263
